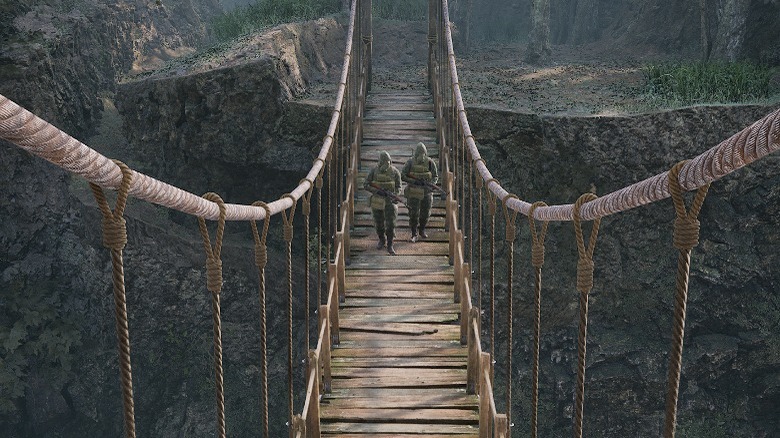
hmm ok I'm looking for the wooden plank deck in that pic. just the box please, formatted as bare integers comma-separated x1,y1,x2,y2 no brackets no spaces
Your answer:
320,88,478,437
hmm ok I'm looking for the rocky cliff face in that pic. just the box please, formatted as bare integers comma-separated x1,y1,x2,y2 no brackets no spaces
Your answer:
466,103,780,437
454,0,780,64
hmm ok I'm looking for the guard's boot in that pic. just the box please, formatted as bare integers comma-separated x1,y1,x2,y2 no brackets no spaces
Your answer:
376,233,386,250
419,224,429,239
410,226,418,243
387,235,396,255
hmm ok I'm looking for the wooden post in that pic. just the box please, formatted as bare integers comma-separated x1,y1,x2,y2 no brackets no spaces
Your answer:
495,414,509,438
467,307,479,392
460,262,471,344
479,352,491,438
328,263,340,345
307,350,321,437
320,305,332,392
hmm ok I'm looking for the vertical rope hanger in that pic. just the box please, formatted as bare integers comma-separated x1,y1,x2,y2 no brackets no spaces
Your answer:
474,158,485,317
502,193,520,426
572,193,602,438
528,201,549,438
278,193,298,432
300,179,315,353
196,192,228,438
486,179,499,359
89,159,136,438
663,160,710,438
249,201,272,438
315,159,325,307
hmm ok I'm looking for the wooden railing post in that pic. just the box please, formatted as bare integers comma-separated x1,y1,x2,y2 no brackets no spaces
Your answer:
467,307,480,392
334,232,346,303
460,262,471,344
495,414,509,438
307,350,321,437
328,263,340,345
320,305,332,392
479,352,492,438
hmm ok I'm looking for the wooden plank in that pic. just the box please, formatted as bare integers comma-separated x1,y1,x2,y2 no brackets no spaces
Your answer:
345,282,453,292
344,289,450,299
321,407,478,422
323,394,476,409
365,112,435,121
331,357,465,368
331,347,467,358
340,313,457,323
332,367,465,379
323,434,476,438
321,422,478,435
338,331,461,343
366,103,434,111
341,300,458,310
328,387,468,398
340,322,444,335
330,375,466,388
336,339,462,349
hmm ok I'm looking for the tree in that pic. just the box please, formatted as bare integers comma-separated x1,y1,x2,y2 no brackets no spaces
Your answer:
526,0,551,64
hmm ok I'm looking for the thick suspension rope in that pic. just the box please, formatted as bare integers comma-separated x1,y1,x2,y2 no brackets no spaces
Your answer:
89,160,135,438
502,193,520,424
528,201,549,438
196,192,228,438
572,193,602,438
663,160,710,438
301,179,315,353
249,201,272,438
280,193,298,431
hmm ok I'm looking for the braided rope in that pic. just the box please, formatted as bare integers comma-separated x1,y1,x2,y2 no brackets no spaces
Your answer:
502,193,519,424
197,192,227,438
528,201,549,438
572,193,601,438
249,201,272,437
89,160,135,438
280,193,297,428
475,160,484,323
487,180,498,357
663,161,710,438
317,170,324,307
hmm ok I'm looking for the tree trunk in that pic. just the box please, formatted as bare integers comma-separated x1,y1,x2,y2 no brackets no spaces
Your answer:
526,0,551,63
700,0,710,60
570,0,598,44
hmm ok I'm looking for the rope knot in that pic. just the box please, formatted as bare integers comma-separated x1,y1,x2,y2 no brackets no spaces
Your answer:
254,243,268,269
531,243,545,268
505,226,516,243
362,35,373,44
283,224,294,243
673,217,701,250
576,258,595,293
206,257,223,293
102,216,128,250
302,199,311,216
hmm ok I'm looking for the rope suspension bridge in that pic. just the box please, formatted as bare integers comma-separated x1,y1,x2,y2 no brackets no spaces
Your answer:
1,0,779,437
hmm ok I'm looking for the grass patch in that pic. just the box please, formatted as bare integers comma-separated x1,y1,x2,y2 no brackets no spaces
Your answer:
372,0,426,21
211,0,342,42
644,62,777,106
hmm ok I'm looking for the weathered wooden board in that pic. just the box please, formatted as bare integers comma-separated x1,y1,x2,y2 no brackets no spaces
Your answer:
321,423,478,435
322,393,476,409
321,407,478,422
340,313,457,323
331,347,467,358
330,357,465,368
330,375,466,388
331,367,465,379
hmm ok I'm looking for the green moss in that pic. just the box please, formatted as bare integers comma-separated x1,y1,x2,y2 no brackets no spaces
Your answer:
211,0,341,43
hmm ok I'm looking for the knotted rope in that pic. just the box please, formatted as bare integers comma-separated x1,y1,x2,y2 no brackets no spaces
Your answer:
502,193,519,424
89,159,135,438
663,160,710,438
280,193,298,429
300,179,315,353
572,192,601,438
249,201,272,438
528,201,549,438
196,192,227,438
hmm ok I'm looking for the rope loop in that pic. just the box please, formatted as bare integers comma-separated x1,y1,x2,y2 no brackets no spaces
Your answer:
362,35,373,44
668,161,710,250
473,159,485,189
281,193,297,243
300,178,314,217
486,178,499,215
89,159,133,251
573,193,601,293
198,192,227,294
250,201,272,270
528,201,549,268
502,194,519,243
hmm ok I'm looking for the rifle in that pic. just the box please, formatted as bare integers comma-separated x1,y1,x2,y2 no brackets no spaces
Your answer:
406,174,447,196
367,182,410,209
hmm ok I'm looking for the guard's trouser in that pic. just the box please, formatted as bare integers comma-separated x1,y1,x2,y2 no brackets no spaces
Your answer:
372,202,398,238
408,194,433,230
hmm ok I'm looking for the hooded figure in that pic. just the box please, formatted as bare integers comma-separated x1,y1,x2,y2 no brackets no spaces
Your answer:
364,150,402,254
402,142,439,242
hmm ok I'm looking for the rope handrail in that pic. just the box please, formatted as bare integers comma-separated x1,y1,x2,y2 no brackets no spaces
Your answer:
438,0,780,223
0,0,360,222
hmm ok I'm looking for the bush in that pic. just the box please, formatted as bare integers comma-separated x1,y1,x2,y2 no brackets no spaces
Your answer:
644,62,775,106
212,0,342,42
